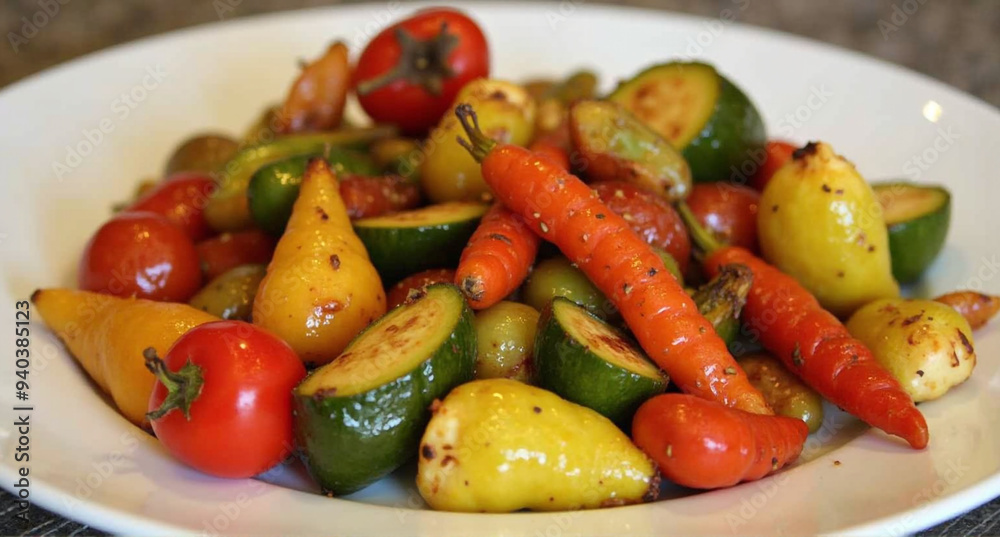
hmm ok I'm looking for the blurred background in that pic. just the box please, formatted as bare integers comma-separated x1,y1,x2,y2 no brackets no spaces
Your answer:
2,0,999,106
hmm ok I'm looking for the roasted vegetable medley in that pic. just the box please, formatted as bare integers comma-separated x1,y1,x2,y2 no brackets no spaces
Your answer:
35,6,1000,513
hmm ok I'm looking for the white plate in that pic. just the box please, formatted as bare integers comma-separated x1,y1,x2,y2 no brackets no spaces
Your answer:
1,2,999,535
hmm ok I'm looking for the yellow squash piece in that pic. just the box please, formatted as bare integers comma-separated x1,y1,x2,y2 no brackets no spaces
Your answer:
421,79,536,203
758,142,899,317
416,379,658,512
253,159,385,365
32,289,217,427
847,298,975,402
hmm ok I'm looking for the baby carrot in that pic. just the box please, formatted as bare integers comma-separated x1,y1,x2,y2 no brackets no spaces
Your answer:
455,203,540,309
704,246,929,449
529,139,571,171
632,394,808,489
455,104,771,414
679,202,928,449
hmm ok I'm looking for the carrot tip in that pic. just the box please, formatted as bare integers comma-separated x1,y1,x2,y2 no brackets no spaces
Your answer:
460,276,485,303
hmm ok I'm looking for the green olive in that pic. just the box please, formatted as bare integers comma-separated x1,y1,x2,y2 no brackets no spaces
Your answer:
164,133,239,176
523,257,610,318
738,353,825,433
473,301,540,383
188,264,267,321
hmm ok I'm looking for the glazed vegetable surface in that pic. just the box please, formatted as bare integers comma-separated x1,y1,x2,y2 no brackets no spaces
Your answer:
35,7,995,517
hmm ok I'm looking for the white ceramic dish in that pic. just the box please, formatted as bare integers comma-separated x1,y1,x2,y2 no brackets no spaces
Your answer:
1,2,999,535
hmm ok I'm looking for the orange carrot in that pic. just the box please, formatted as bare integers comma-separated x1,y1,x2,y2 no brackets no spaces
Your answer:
704,245,929,449
529,139,571,172
455,203,540,309
633,394,808,489
934,290,1000,330
455,104,771,414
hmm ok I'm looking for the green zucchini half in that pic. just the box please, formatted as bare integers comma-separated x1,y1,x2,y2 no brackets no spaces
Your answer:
293,284,476,495
353,202,488,284
534,297,667,426
872,181,951,283
609,61,766,184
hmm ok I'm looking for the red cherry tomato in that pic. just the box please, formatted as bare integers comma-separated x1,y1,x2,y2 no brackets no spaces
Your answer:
591,181,691,273
386,268,456,309
147,321,306,478
125,172,216,241
686,183,760,252
354,8,489,135
750,141,797,192
79,212,202,302
195,229,277,280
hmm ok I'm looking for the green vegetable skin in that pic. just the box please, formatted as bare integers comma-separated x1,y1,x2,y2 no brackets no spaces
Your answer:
188,264,266,321
872,182,951,283
164,133,239,176
474,301,540,383
738,354,824,433
569,100,692,200
353,202,488,284
523,257,611,318
609,62,766,184
293,284,476,495
692,263,753,345
205,126,394,231
247,150,379,236
535,297,667,426
652,247,684,285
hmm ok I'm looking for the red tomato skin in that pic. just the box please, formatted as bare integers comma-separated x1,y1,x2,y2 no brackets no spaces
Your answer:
386,268,456,309
195,230,277,280
355,8,489,135
148,321,306,478
591,181,691,273
750,141,797,192
126,172,216,241
79,212,202,302
686,183,761,251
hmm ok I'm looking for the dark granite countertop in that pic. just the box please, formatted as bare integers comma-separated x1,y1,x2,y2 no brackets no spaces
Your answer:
1,0,998,535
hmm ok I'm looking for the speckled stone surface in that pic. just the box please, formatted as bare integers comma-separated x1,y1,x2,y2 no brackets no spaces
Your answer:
1,1,998,535
2,0,999,105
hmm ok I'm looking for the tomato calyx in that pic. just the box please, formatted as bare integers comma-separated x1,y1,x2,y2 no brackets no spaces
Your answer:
356,22,459,96
144,347,204,421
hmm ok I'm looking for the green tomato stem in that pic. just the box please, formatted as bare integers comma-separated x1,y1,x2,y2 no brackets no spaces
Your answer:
144,348,204,421
355,23,458,96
